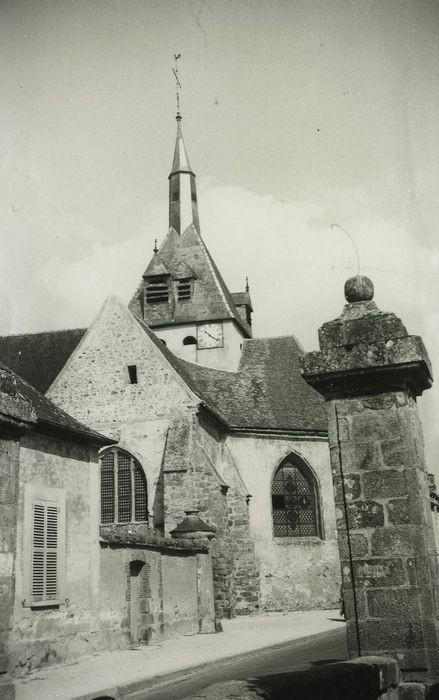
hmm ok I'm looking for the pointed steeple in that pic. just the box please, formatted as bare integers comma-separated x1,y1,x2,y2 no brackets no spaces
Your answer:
168,114,200,234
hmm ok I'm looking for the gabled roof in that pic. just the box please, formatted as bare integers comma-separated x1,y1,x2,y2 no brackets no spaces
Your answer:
232,291,253,311
125,322,325,434
0,329,87,393
175,336,327,434
0,361,111,445
130,225,252,337
143,252,172,278
0,313,325,436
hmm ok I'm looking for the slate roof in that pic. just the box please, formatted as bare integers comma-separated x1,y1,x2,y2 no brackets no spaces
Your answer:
231,291,253,311
174,336,327,434
0,361,111,445
129,225,252,338
0,329,86,394
0,319,326,436
170,117,195,175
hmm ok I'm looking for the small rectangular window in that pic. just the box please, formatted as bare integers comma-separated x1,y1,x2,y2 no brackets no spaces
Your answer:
127,365,138,384
177,279,192,301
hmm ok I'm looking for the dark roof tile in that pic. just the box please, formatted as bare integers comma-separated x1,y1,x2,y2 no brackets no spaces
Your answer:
0,361,111,444
176,336,327,433
0,329,86,393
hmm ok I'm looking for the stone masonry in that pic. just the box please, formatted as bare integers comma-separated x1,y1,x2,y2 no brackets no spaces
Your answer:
0,397,36,674
302,275,439,673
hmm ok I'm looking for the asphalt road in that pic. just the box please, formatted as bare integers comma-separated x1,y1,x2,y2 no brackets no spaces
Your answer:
132,624,348,699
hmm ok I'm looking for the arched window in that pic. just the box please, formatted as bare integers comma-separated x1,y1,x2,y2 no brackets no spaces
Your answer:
183,336,196,345
272,454,321,538
100,448,148,524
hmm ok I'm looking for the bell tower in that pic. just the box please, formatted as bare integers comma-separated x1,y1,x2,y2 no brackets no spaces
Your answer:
128,57,252,371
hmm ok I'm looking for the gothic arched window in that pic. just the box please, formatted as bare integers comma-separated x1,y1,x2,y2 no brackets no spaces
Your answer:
100,448,148,524
271,454,321,538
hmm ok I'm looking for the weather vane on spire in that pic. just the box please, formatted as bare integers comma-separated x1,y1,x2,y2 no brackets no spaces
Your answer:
172,53,182,118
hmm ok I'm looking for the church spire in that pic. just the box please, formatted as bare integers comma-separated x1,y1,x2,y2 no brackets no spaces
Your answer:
168,55,200,234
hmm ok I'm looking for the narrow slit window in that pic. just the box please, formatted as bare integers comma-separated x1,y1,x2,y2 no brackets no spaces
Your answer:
128,365,138,384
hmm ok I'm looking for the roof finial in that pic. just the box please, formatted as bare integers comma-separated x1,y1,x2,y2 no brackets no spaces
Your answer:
153,239,158,254
245,276,249,292
172,53,182,121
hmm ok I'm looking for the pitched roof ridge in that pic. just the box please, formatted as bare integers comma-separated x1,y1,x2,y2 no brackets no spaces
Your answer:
0,361,110,444
179,358,239,376
242,334,305,352
189,228,251,337
244,333,302,342
0,327,87,340
142,250,172,277
188,228,234,317
131,313,227,425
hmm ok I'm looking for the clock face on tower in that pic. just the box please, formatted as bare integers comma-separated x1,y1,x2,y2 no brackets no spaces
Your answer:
197,322,223,349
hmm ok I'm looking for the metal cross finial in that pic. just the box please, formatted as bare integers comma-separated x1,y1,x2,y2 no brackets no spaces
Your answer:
172,53,182,118
153,239,158,254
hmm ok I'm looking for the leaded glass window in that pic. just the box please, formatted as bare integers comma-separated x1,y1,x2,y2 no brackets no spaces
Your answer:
100,448,148,524
272,455,321,538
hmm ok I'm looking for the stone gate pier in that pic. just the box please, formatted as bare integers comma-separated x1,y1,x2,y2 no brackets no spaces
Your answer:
302,275,439,676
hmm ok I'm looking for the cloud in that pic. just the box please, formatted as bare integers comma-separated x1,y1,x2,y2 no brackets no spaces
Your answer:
6,181,439,472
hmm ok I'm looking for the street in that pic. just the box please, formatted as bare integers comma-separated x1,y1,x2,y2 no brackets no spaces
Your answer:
131,625,348,699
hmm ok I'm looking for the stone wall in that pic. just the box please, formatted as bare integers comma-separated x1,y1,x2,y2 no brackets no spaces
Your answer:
46,297,259,620
9,431,101,676
163,410,260,618
0,437,21,674
227,434,340,611
47,297,200,515
99,524,215,645
328,392,439,670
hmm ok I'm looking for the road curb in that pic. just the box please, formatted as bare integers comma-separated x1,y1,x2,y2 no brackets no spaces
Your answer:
115,627,345,700
3,619,345,700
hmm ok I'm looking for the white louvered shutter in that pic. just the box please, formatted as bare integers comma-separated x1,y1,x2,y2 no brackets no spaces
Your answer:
31,500,59,604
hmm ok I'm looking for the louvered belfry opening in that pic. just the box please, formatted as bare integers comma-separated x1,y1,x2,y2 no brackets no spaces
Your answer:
100,448,148,524
177,278,191,301
272,455,321,538
31,501,59,604
145,278,169,304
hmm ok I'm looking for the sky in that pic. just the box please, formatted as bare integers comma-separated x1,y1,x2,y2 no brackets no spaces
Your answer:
2,0,439,467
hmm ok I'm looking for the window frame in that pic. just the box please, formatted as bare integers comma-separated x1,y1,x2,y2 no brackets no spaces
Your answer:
23,484,66,608
271,454,323,541
100,447,148,525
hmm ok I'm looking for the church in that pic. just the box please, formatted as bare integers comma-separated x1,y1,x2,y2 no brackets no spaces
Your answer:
0,109,340,633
